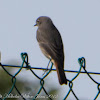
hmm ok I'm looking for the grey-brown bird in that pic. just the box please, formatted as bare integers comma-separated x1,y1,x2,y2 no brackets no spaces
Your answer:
34,16,67,85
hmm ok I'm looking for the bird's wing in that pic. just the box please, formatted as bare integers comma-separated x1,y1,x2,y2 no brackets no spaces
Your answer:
39,42,64,61
37,28,64,61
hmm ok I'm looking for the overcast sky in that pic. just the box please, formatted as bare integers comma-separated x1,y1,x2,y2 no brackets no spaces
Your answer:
0,0,100,100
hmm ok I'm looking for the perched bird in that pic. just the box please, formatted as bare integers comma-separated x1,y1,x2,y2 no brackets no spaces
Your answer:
34,16,67,85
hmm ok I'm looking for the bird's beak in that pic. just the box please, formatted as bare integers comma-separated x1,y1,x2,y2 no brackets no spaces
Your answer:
34,24,37,26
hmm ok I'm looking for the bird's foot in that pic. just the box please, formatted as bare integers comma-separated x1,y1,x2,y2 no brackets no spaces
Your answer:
42,68,49,76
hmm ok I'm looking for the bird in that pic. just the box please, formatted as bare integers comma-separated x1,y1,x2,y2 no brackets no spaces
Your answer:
34,16,67,85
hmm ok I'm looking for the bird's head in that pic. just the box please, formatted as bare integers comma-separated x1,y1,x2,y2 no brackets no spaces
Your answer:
34,16,53,28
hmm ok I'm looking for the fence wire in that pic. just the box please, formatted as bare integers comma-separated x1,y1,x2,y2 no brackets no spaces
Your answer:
0,52,100,100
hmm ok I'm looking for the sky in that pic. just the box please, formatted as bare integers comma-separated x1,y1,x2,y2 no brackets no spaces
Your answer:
0,0,100,100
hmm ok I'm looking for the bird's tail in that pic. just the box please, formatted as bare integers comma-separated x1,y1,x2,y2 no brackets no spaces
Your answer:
54,61,67,85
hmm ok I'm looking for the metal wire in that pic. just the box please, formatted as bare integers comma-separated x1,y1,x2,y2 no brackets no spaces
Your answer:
0,52,100,100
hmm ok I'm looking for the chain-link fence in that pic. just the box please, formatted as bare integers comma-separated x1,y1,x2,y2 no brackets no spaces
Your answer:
0,52,100,100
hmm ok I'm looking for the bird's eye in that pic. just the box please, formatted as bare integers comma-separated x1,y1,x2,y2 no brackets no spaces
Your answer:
37,20,39,22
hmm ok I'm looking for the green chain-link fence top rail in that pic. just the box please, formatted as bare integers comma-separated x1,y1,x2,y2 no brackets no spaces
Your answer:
0,52,100,100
